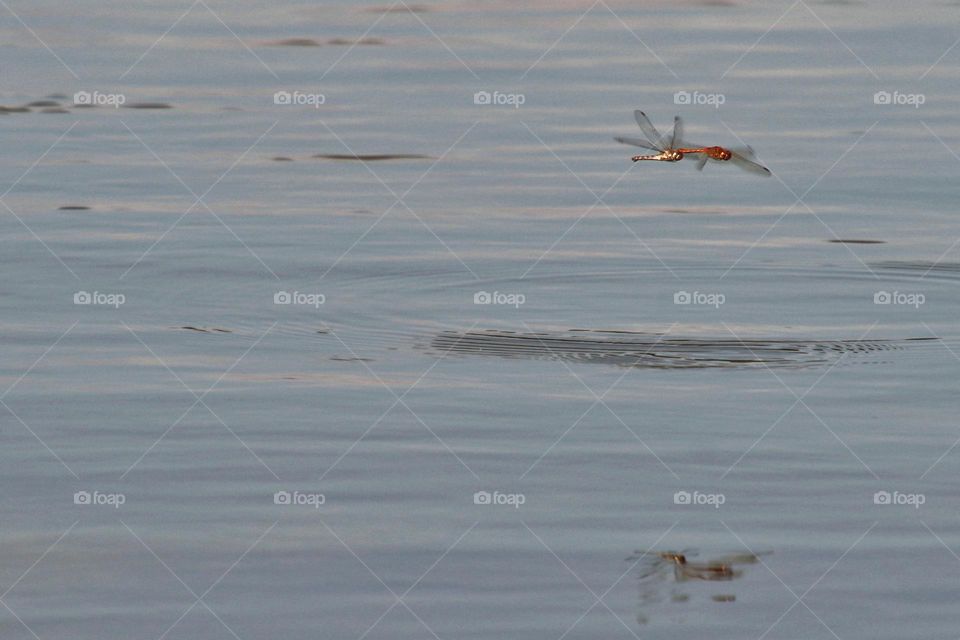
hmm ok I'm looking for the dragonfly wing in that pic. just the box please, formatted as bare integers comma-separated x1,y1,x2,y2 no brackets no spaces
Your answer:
614,136,661,152
709,551,770,565
695,154,709,171
634,110,667,149
669,116,684,150
728,148,771,177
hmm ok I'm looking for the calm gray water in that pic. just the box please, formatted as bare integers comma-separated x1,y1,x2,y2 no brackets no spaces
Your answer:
2,1,960,638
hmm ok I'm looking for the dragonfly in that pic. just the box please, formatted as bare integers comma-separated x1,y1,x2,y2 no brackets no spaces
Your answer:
628,548,770,582
615,110,771,177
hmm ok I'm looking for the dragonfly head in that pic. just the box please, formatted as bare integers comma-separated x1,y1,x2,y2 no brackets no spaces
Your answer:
659,552,687,565
702,146,732,161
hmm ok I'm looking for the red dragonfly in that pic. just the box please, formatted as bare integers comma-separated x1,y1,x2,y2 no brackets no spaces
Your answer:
615,110,770,177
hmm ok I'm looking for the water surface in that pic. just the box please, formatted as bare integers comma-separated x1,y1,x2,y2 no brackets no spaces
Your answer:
2,2,959,639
